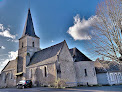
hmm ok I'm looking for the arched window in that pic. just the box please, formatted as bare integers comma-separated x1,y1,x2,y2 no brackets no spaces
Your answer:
114,74,117,81
32,42,34,47
118,73,121,80
22,42,23,48
44,67,47,77
110,73,113,81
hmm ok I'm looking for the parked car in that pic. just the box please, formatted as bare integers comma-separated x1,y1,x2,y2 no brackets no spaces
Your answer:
16,80,32,89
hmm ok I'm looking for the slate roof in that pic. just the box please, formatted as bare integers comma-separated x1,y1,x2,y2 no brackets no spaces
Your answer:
69,47,91,62
94,60,107,74
28,41,65,66
94,59,122,73
100,61,122,72
21,9,39,38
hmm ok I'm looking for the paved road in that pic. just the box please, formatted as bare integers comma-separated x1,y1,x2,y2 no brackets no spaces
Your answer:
0,85,122,92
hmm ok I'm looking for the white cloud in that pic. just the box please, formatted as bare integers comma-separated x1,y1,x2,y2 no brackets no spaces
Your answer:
0,24,18,42
0,30,15,39
7,39,19,43
8,50,18,60
0,46,5,49
11,39,19,43
0,24,4,31
67,14,98,40
0,50,18,73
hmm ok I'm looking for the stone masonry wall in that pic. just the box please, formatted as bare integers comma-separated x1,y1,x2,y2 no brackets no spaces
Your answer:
17,35,40,82
58,42,77,87
0,59,17,88
26,63,57,86
74,61,98,85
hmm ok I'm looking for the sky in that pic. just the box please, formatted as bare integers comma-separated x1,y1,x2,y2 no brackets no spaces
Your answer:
0,0,101,72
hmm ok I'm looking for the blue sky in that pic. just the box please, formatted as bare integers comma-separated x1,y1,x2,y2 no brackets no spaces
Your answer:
0,0,101,72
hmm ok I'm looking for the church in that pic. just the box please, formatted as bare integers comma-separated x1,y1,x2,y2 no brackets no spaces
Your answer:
0,9,98,88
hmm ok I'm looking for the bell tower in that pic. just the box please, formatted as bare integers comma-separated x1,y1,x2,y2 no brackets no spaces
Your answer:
17,9,40,80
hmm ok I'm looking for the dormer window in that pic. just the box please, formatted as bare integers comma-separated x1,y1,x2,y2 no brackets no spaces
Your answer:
32,42,34,47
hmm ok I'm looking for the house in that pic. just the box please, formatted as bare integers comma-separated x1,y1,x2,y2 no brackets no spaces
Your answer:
94,59,122,85
0,9,97,88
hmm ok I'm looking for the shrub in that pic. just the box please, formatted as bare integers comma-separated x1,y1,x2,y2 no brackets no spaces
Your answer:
54,78,66,88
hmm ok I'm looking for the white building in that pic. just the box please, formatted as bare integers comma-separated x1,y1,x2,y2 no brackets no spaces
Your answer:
94,59,122,85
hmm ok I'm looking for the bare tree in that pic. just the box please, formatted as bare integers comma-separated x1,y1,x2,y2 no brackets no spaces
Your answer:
91,0,122,63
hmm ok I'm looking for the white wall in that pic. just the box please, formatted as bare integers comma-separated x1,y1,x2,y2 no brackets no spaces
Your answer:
59,42,77,87
74,61,98,85
107,72,122,85
96,72,122,85
96,73,109,85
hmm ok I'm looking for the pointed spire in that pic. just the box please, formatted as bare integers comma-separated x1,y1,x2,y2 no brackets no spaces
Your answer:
21,9,38,38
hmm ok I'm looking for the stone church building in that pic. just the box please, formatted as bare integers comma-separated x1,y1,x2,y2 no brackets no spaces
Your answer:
0,9,97,88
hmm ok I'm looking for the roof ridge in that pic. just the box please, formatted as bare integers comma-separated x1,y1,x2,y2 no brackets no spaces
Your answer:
40,40,65,51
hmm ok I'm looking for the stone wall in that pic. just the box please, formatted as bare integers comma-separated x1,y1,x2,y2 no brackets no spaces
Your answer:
58,42,77,87
18,35,40,67
74,61,98,85
17,35,40,82
0,59,17,88
26,63,57,86
26,36,40,48
0,70,16,88
19,35,40,50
